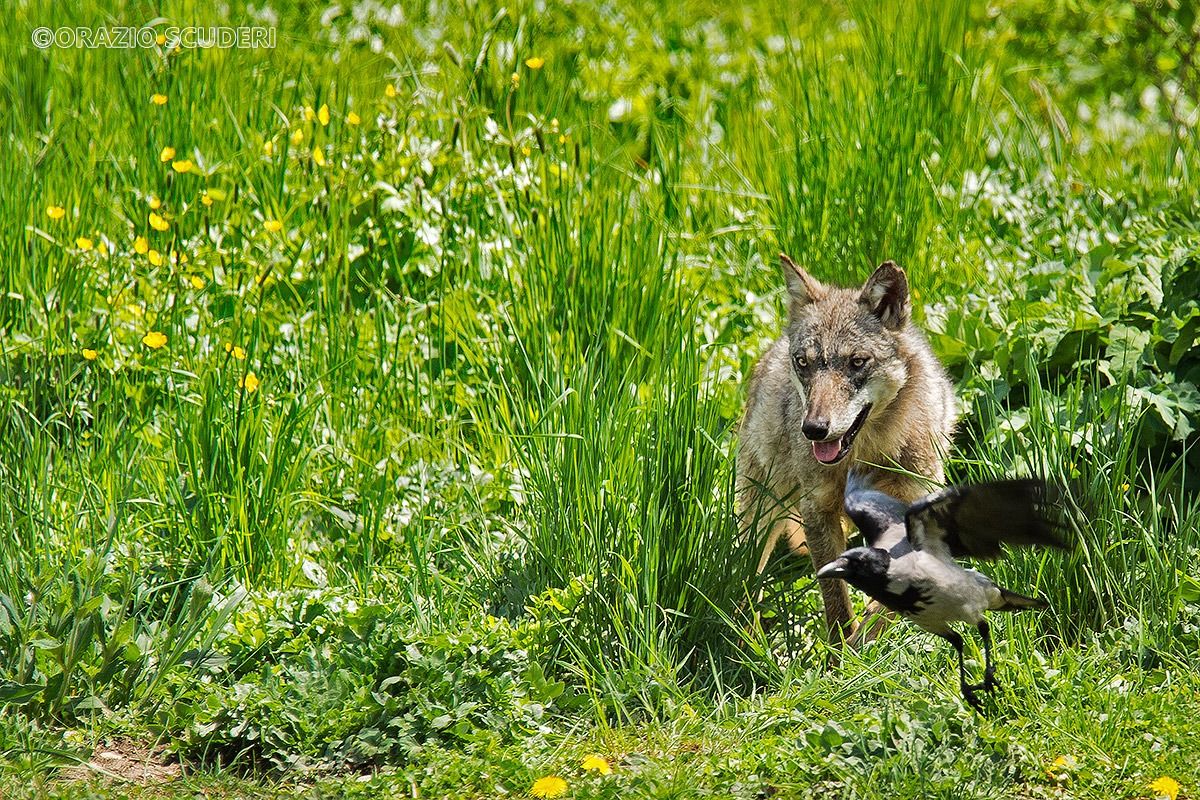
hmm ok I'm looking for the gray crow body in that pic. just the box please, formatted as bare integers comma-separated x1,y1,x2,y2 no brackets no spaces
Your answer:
817,471,1069,708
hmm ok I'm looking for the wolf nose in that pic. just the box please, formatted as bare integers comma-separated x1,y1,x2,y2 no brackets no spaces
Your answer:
802,419,829,441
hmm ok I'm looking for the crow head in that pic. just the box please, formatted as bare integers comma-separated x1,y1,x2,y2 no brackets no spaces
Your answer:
816,546,890,592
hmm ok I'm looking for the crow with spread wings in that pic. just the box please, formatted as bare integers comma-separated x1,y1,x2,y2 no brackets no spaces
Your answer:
817,471,1071,708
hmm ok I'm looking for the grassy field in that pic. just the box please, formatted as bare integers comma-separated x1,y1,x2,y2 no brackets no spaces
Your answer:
2,0,1199,797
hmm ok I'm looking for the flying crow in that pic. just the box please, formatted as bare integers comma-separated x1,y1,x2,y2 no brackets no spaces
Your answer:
817,471,1070,708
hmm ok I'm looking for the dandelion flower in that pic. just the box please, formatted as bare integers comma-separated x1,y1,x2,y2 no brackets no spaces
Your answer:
525,56,545,69
47,205,66,220
1047,755,1076,781
76,237,94,250
148,196,162,210
189,275,205,290
149,212,169,231
134,236,149,254
155,33,166,46
1150,776,1180,800
151,93,167,106
172,159,194,174
318,104,330,126
142,331,167,349
290,128,304,146
581,755,612,775
147,249,163,266
384,83,397,98
312,146,326,166
529,776,567,798
82,348,98,361
264,139,275,157
346,111,361,125
263,219,283,233
159,146,176,162
240,372,260,392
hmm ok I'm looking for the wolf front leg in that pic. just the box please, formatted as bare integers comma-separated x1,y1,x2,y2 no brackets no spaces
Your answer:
802,509,854,646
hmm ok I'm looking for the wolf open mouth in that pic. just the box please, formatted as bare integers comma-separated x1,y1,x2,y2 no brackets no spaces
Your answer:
811,403,873,465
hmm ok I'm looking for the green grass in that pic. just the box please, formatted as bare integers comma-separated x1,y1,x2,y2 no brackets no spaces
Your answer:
1,0,1199,797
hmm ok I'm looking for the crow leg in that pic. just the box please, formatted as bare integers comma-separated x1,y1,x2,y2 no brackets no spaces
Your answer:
978,619,997,692
939,630,981,710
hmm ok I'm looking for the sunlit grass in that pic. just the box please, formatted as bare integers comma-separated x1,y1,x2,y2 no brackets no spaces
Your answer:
0,0,1197,797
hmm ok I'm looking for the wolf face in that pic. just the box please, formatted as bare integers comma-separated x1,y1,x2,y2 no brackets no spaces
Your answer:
782,256,911,466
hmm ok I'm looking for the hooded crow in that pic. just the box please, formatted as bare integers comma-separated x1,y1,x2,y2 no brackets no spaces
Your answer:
817,471,1070,708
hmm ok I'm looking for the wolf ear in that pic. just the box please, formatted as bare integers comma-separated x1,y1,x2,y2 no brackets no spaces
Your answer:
859,261,909,330
781,253,825,314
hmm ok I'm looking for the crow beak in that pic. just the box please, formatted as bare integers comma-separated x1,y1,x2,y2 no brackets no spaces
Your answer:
816,558,849,580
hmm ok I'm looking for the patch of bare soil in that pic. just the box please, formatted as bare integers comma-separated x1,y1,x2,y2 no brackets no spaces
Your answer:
61,738,181,785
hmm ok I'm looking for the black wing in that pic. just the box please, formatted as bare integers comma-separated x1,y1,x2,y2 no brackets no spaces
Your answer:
843,470,909,549
906,478,1069,560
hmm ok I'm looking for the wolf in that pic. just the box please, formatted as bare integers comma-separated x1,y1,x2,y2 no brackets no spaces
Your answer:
737,254,957,644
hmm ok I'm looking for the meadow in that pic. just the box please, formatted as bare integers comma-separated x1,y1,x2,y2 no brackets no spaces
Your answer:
1,0,1199,797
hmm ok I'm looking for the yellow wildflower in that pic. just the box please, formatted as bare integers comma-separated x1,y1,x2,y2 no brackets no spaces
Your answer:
134,236,149,254
312,146,326,166
525,56,545,69
147,249,163,266
290,128,304,146
384,83,397,98
263,219,283,233
159,146,176,162
76,237,94,250
82,348,98,361
511,71,520,88
303,106,315,122
529,776,567,798
142,331,167,349
264,139,275,157
1150,776,1180,800
346,111,361,125
149,212,169,231
189,275,205,290
172,159,194,174
225,343,247,360
151,93,167,106
149,196,162,209
318,104,330,125
155,33,166,46
1047,754,1076,781
581,754,612,775
201,190,213,207
47,205,66,220
240,372,260,392
97,241,108,257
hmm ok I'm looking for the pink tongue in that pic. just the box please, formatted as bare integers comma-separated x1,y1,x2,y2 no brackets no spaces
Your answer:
812,439,843,464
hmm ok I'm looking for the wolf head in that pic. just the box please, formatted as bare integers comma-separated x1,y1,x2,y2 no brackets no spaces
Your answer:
780,253,911,466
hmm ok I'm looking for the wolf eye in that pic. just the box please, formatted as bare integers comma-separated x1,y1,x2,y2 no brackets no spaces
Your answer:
793,354,809,370
850,356,869,369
